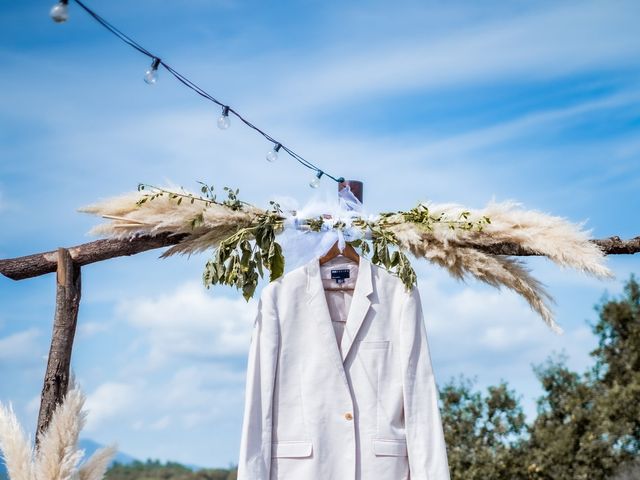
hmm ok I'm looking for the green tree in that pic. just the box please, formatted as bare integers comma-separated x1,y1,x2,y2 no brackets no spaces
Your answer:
440,377,527,480
106,458,236,480
440,274,640,479
525,274,640,479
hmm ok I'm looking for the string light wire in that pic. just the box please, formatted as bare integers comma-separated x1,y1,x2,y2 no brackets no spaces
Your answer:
62,0,345,184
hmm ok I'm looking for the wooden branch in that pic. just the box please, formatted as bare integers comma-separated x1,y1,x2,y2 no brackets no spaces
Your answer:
0,234,638,282
35,248,81,449
472,235,640,256
592,235,640,255
0,232,189,280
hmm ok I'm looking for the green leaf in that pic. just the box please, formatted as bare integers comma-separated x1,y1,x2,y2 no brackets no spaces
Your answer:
390,251,400,267
267,242,285,281
255,251,264,277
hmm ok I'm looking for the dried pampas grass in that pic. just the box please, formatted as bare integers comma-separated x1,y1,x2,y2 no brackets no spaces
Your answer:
404,198,611,278
397,230,561,332
386,199,614,333
0,375,117,480
78,186,613,332
0,403,33,480
78,189,265,259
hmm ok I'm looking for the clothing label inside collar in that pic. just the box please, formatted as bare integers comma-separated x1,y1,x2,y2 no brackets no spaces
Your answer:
331,269,351,284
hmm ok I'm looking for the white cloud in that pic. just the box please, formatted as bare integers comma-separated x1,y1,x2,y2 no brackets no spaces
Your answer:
77,321,111,338
271,1,640,113
423,277,559,355
149,415,171,431
0,1,636,232
415,264,600,418
163,365,246,429
83,362,245,434
132,419,144,431
84,381,139,432
411,90,640,161
115,280,257,370
0,328,43,365
26,394,41,415
420,268,596,359
55,77,638,220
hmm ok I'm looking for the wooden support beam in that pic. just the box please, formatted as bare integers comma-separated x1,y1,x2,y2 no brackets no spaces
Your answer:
0,232,189,281
591,235,640,255
0,233,638,282
35,248,82,449
473,235,640,256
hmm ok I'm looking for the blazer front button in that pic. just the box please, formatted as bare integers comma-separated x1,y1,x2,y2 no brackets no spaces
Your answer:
344,412,353,421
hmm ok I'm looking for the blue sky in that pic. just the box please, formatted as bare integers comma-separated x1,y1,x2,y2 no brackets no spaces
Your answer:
1,0,639,470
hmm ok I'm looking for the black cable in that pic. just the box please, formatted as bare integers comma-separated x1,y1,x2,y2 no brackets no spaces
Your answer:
69,0,345,184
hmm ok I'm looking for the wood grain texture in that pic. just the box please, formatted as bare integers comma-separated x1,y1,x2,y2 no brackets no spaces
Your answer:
0,232,189,280
35,248,82,448
0,234,638,282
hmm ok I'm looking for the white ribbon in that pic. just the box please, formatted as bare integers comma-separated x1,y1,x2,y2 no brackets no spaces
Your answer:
276,186,377,273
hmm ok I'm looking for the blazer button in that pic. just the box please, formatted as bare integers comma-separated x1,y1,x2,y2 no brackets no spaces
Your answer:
344,412,353,421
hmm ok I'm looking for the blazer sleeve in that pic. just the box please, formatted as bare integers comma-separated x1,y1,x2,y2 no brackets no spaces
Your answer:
400,286,451,480
237,287,280,480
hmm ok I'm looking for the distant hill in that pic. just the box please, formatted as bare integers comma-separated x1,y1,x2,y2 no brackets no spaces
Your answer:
79,438,211,472
78,438,139,466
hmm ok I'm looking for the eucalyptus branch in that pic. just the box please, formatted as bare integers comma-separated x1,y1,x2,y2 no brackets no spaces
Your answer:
136,182,255,210
202,200,286,300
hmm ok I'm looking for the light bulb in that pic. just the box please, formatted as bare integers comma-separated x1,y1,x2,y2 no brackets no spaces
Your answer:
266,143,281,162
50,1,69,23
144,58,161,85
217,106,230,130
309,171,323,188
144,68,158,85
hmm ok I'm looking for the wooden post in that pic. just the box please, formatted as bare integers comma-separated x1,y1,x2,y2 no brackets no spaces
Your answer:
339,179,363,203
35,248,81,448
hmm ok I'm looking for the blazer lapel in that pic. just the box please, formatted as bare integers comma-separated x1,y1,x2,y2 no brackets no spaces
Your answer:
339,255,373,363
305,259,350,390
305,255,374,366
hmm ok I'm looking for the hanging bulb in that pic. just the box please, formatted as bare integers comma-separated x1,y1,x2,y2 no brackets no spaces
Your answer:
50,0,69,23
309,171,323,188
266,143,282,162
144,58,161,85
217,106,231,129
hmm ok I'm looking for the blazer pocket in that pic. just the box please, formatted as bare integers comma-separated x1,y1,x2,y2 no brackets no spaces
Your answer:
271,440,313,458
359,340,390,350
372,438,408,457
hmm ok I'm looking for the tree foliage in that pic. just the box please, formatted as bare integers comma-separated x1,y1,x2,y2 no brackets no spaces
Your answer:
106,459,237,480
442,273,640,479
441,378,527,479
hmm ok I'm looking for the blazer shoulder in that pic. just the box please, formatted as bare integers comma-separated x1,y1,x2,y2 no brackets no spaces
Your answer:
259,262,308,300
370,260,421,305
369,260,411,290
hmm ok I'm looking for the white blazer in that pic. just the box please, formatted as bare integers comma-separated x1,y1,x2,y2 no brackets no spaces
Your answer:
237,254,450,480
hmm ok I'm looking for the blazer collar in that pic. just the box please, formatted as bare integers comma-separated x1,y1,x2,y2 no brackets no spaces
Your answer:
305,255,374,364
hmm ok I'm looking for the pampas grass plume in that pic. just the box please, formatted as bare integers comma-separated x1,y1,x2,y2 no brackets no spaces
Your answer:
0,375,117,480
